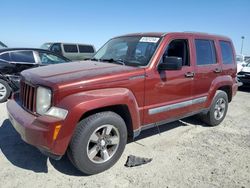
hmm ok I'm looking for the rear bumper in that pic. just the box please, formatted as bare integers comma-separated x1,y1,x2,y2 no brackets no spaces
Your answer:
7,99,64,156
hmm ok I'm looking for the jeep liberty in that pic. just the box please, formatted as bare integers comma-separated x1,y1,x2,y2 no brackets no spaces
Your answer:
7,32,238,174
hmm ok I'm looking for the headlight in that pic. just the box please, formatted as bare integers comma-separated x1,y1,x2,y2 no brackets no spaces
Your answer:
36,86,52,115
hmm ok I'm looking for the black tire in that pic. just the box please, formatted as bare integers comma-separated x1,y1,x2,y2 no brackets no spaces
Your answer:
201,90,228,126
0,79,11,103
68,111,127,175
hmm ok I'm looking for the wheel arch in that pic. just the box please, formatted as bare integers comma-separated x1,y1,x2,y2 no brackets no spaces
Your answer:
79,104,134,141
217,85,232,102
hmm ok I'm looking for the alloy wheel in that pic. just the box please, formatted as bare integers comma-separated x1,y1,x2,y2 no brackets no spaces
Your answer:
87,124,120,164
214,98,226,120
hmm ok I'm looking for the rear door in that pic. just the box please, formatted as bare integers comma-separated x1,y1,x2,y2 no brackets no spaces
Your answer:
191,37,222,111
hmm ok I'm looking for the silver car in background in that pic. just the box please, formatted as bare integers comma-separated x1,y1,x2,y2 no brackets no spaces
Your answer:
41,42,96,61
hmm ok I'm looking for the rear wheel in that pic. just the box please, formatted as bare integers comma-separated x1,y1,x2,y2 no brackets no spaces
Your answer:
201,90,228,126
0,79,11,103
68,111,127,175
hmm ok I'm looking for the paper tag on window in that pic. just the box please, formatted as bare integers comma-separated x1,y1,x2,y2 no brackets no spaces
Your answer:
140,37,160,43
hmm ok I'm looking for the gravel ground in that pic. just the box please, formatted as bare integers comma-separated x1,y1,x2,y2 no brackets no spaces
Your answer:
0,89,250,188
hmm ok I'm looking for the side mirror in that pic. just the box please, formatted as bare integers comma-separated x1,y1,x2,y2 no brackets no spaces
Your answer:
158,56,182,71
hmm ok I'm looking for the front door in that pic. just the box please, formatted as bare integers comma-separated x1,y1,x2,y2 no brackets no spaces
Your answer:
143,36,195,125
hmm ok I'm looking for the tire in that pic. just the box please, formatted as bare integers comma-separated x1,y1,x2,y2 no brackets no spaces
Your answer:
0,79,11,103
68,111,127,175
201,90,228,126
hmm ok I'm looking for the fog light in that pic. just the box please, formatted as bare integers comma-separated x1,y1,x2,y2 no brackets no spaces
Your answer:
45,107,68,120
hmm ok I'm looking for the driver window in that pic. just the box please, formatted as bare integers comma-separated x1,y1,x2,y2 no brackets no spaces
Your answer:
51,43,62,54
163,39,190,66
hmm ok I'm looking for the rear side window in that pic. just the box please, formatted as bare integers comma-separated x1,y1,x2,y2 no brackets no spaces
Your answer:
63,44,78,53
219,41,234,64
78,45,95,53
195,39,216,65
10,51,35,63
0,53,10,61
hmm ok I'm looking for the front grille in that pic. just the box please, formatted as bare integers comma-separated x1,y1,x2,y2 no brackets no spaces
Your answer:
20,81,36,113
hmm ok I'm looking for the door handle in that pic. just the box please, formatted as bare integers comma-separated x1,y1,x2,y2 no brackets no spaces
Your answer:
214,68,222,73
185,72,195,78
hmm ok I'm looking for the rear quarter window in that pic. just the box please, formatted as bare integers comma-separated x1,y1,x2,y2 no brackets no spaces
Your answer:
10,51,35,63
195,39,216,65
63,44,78,53
78,45,95,53
219,41,234,64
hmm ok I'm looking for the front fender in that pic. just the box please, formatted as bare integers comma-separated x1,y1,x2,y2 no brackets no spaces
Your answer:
53,88,141,154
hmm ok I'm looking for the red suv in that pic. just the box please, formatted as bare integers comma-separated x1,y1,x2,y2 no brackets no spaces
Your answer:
7,32,238,174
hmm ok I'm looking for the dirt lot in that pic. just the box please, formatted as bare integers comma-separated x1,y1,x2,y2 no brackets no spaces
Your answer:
0,89,250,188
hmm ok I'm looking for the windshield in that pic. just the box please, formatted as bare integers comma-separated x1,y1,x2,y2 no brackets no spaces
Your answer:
93,36,161,66
40,43,52,49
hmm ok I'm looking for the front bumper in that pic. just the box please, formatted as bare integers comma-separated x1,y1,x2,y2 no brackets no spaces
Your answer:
7,98,64,157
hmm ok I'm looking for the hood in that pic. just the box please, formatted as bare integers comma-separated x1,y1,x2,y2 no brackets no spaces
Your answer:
21,61,141,89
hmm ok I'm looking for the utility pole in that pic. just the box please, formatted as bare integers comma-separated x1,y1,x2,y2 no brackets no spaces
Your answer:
240,36,245,55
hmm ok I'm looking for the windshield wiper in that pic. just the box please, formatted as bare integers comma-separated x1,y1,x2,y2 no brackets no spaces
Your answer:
100,58,126,65
89,58,99,61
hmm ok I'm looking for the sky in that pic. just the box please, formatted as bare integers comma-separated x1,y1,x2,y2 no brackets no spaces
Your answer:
1,0,250,55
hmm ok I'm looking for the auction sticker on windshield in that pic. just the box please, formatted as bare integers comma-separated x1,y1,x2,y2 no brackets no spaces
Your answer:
140,37,159,43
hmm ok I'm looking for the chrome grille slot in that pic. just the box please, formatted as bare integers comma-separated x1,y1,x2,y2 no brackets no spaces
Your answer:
20,81,36,113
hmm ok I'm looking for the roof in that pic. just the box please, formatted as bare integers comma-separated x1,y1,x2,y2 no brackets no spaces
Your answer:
115,32,231,40
0,48,53,53
0,48,70,61
116,32,166,38
42,42,94,46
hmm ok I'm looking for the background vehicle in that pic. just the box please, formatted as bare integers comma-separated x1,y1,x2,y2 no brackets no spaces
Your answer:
0,41,7,49
237,62,250,86
8,32,237,175
236,54,250,66
0,48,70,102
41,42,96,61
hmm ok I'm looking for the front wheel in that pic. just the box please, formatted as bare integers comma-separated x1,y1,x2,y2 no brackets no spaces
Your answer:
0,79,11,103
201,90,228,126
68,111,127,175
